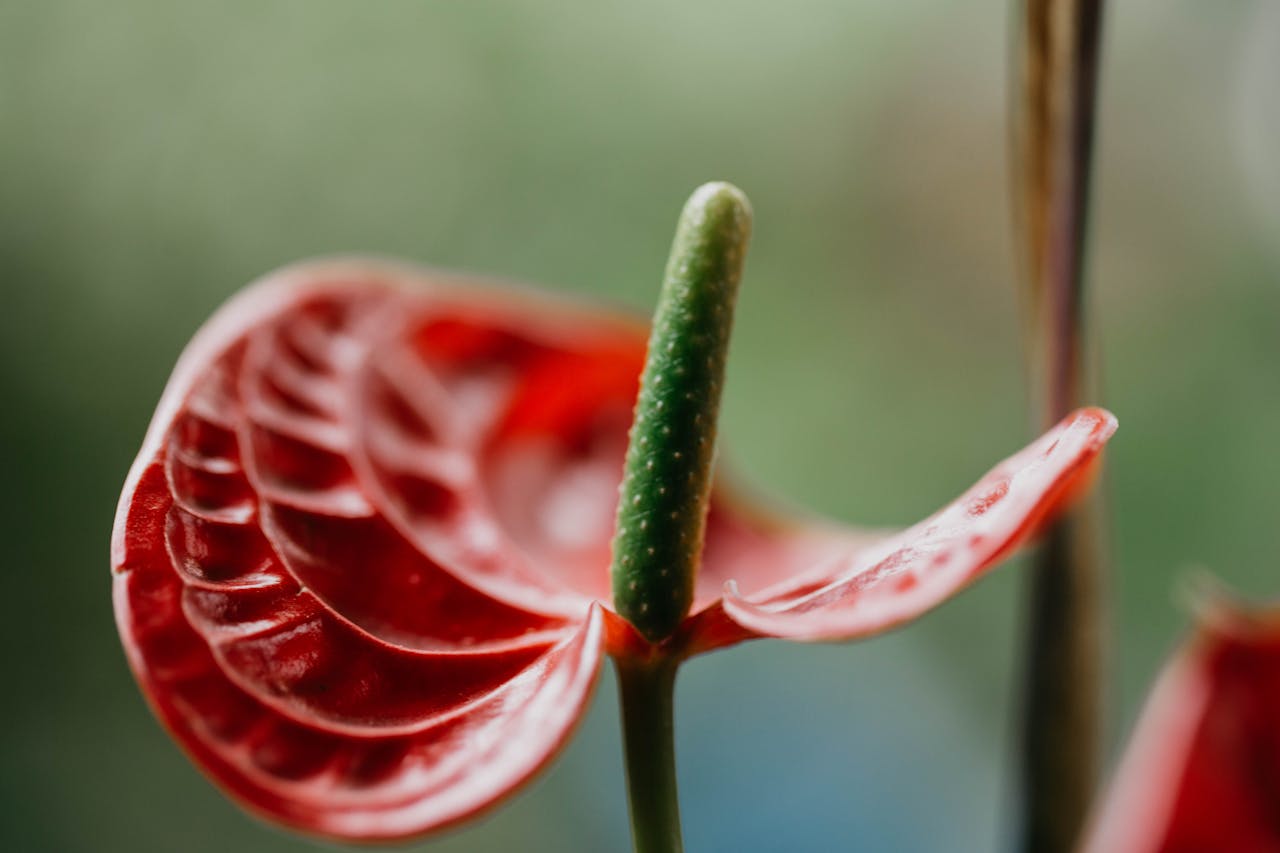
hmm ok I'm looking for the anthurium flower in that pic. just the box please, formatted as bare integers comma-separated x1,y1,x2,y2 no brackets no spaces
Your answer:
1084,596,1280,853
112,232,1115,839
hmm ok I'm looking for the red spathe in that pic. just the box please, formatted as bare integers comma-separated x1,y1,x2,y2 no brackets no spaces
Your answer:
1085,603,1280,853
112,258,1116,841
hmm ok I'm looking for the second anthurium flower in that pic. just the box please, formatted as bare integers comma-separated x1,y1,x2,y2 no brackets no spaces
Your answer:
112,183,1116,845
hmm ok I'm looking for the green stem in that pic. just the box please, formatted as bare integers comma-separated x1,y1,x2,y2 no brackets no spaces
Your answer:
610,182,752,642
615,658,684,853
1009,2,1107,851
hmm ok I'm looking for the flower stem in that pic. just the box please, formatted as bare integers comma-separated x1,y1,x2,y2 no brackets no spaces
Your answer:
610,182,752,643
1009,2,1107,851
615,658,683,853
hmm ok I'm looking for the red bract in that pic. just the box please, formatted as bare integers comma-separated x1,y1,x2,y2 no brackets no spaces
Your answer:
112,258,1116,841
1084,601,1280,853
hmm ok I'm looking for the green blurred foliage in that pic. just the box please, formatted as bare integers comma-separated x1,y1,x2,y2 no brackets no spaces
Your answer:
1,1,1276,850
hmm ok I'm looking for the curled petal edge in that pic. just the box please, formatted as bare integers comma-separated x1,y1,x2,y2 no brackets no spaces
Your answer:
696,407,1116,647
116,567,606,842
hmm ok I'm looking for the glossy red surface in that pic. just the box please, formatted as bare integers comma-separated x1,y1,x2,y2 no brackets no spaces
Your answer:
112,258,1116,840
1084,604,1280,853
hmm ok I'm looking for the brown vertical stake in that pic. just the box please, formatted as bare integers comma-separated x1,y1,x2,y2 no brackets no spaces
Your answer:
1009,2,1107,852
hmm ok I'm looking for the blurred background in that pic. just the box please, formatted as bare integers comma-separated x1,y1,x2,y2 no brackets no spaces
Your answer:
2,1,1277,850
